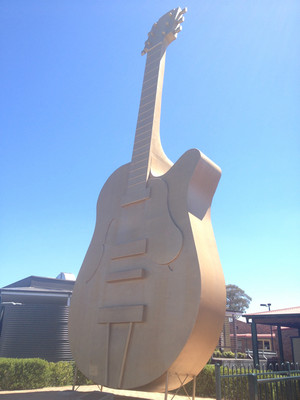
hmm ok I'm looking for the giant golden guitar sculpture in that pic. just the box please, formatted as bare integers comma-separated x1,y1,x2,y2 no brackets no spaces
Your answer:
69,7,226,392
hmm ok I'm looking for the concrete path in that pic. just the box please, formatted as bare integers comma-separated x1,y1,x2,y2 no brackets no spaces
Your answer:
0,385,215,400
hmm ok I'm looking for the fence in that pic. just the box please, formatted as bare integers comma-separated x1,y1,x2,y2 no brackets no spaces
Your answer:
215,362,300,400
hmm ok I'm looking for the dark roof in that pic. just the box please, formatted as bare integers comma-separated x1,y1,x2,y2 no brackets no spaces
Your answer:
4,275,75,291
1,276,75,304
243,306,300,329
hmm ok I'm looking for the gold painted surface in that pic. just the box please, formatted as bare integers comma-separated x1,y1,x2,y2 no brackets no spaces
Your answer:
69,7,226,392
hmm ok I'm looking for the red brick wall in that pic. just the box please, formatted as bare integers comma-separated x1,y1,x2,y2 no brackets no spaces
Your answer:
280,328,299,362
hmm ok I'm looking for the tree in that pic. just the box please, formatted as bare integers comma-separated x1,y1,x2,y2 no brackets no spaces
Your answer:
226,284,252,313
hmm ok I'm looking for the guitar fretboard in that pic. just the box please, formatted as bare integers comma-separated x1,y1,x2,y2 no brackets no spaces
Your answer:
122,43,166,206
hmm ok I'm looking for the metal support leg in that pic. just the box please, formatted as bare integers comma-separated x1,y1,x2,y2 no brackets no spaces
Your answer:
164,370,169,400
192,375,196,400
72,365,78,391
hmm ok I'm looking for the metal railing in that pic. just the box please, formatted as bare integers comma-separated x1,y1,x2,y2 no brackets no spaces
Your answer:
246,349,277,360
215,362,300,400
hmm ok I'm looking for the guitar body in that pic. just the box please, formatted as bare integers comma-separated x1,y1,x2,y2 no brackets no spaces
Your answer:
69,149,225,391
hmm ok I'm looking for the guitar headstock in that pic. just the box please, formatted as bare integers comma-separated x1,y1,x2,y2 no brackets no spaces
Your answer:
142,7,187,56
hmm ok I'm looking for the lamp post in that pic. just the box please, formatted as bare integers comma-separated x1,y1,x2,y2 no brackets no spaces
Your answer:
260,303,274,351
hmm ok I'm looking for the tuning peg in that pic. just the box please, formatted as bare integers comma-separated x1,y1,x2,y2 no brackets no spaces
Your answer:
173,25,182,34
178,7,187,17
177,16,185,24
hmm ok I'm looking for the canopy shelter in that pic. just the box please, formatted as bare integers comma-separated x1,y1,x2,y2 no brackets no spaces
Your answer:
244,307,300,367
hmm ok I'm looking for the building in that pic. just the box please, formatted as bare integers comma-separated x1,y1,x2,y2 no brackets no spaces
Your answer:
243,307,300,366
0,274,75,362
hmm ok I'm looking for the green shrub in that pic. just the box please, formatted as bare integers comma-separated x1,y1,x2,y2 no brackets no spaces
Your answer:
213,350,222,358
0,358,93,390
222,351,235,358
0,358,50,390
0,358,15,390
48,361,74,387
177,365,216,398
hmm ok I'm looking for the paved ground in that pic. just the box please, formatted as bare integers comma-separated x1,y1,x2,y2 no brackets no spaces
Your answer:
0,385,214,400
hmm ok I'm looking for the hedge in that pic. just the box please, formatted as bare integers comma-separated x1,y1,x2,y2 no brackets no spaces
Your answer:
178,364,216,398
180,365,255,399
213,350,247,359
0,358,252,398
0,358,92,391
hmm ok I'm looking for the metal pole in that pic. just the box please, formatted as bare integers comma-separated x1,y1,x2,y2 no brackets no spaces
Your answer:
215,364,221,400
251,320,259,368
277,325,284,364
248,374,258,400
260,303,274,351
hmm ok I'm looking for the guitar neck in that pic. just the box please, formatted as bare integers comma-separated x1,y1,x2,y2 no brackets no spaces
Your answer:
123,43,166,206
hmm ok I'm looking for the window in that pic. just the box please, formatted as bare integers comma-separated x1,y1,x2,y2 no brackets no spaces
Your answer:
258,339,271,350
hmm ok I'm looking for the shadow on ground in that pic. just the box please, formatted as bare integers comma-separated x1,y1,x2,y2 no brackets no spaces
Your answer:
0,390,151,400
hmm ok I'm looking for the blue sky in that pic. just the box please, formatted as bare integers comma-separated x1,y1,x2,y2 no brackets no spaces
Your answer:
1,1,299,314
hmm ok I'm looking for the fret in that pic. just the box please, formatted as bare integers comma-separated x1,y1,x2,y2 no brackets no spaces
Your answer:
141,75,158,91
134,132,151,142
129,166,148,178
145,55,160,69
133,132,151,145
144,54,161,70
134,132,150,141
131,149,148,159
129,161,148,174
131,156,149,167
134,133,150,142
141,80,157,93
140,86,157,102
134,137,151,147
128,175,147,186
134,126,151,136
130,153,149,163
131,160,148,170
132,143,150,155
135,110,155,127
144,65,160,79
137,105,155,119
144,52,161,67
129,168,148,179
142,74,159,87
129,155,149,167
127,180,147,190
136,110,155,123
135,125,152,135
136,105,155,118
139,95,156,109
138,99,155,112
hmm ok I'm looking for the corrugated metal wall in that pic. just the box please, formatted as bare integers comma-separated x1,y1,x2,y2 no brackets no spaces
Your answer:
0,303,73,361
